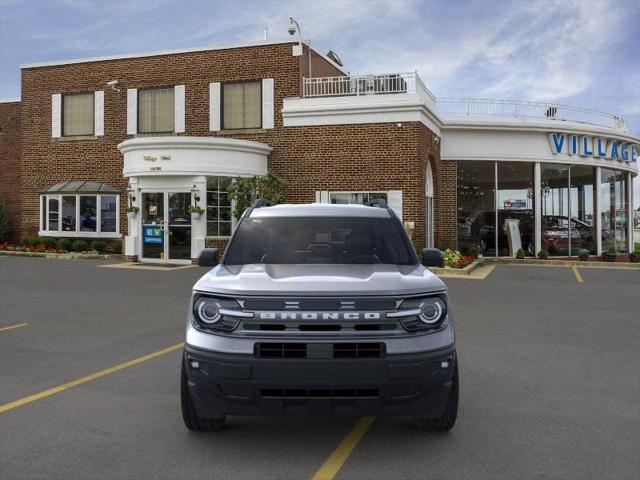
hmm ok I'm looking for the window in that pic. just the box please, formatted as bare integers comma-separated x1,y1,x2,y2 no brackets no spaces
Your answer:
222,81,261,129
497,162,534,256
224,217,417,266
62,92,94,136
138,88,175,133
39,194,119,237
601,169,629,253
329,192,388,205
457,161,496,256
206,177,233,236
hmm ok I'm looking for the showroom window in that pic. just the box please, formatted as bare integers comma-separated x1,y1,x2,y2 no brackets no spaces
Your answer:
457,161,496,256
497,162,534,256
138,87,175,133
329,192,388,205
62,92,94,136
601,168,629,253
39,181,120,237
222,81,261,130
206,177,233,237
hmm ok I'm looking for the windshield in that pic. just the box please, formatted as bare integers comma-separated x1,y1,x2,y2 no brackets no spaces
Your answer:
223,216,418,265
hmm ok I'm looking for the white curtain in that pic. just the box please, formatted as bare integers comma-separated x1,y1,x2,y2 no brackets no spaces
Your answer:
63,93,94,136
223,82,261,129
138,88,175,133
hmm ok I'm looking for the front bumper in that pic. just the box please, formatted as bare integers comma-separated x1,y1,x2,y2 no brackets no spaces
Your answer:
184,343,456,418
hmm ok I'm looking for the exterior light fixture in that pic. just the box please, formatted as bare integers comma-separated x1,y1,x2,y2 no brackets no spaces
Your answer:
288,17,312,77
191,185,201,204
126,187,136,206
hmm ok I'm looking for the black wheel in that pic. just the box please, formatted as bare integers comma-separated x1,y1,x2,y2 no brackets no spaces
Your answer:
414,361,459,432
181,356,225,431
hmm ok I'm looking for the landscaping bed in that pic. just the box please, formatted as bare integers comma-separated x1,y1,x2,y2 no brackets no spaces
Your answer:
0,237,122,259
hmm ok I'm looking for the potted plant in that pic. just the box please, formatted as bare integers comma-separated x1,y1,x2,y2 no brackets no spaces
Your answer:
537,249,549,260
577,250,590,262
515,248,525,260
126,206,139,221
603,245,617,262
187,205,204,219
629,245,640,263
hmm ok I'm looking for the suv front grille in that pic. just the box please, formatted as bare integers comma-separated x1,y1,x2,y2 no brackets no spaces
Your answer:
241,297,398,311
260,388,379,398
255,342,385,359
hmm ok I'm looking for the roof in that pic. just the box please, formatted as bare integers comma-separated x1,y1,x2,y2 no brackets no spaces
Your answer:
249,203,391,218
19,38,348,74
41,181,120,194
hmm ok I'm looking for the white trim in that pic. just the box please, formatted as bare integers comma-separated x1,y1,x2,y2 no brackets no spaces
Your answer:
174,85,185,133
94,90,104,136
39,193,120,237
628,171,633,253
262,78,275,129
0,98,20,103
51,94,61,138
209,82,221,131
126,89,137,135
19,39,348,74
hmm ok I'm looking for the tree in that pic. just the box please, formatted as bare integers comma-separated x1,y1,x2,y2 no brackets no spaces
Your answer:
227,172,286,219
0,197,9,242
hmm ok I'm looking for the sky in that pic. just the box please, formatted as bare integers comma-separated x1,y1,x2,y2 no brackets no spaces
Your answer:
1,0,639,204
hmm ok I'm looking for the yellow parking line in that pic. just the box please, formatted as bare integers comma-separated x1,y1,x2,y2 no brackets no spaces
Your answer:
571,265,584,283
0,342,184,414
312,416,375,480
0,323,28,333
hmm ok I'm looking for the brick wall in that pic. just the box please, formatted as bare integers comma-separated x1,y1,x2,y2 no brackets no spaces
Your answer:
0,101,21,242
15,40,448,252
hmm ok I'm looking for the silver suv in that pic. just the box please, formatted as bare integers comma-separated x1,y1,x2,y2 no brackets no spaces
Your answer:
181,199,458,431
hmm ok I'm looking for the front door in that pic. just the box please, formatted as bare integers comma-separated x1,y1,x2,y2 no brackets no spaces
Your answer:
141,192,191,263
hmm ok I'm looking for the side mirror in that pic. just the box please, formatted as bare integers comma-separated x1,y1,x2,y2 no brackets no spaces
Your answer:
421,248,444,268
197,248,219,267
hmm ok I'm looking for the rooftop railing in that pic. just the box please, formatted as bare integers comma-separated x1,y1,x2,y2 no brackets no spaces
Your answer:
436,98,628,131
301,74,627,131
303,72,436,103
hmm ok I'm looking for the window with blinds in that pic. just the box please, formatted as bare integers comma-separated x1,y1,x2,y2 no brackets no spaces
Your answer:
222,81,261,130
62,92,94,136
138,88,175,133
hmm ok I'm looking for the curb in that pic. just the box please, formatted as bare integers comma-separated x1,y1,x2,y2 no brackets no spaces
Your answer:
491,257,640,269
430,259,484,276
0,250,120,260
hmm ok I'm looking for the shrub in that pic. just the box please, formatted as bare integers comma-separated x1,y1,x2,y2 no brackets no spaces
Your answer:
0,197,9,242
38,237,57,249
468,246,480,259
57,238,72,251
630,252,640,263
90,240,106,252
21,237,36,247
71,240,88,252
606,244,617,255
107,240,122,254
515,248,525,259
578,250,589,261
227,171,286,219
443,249,462,268
537,249,549,260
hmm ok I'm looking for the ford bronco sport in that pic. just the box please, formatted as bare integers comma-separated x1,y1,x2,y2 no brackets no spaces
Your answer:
181,199,458,431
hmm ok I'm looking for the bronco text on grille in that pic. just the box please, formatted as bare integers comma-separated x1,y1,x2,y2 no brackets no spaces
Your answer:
180,201,459,432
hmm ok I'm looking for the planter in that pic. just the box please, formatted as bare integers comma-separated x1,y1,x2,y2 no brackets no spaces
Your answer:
630,253,640,263
603,253,618,262
127,212,137,221
191,212,202,220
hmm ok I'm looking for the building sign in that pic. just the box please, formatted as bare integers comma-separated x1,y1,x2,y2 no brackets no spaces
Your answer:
548,133,638,163
143,226,163,244
504,199,527,209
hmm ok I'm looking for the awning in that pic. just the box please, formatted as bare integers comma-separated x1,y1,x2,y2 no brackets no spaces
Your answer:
41,181,120,194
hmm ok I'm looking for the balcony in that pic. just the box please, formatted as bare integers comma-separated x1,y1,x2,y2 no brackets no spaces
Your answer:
301,74,628,132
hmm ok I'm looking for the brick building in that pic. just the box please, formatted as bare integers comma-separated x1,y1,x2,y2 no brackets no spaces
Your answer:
0,38,638,262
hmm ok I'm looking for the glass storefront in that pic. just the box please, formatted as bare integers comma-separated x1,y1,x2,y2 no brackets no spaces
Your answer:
457,161,496,256
601,169,629,253
458,161,629,257
497,162,534,256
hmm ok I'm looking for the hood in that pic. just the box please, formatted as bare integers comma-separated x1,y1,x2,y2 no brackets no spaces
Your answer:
193,263,446,296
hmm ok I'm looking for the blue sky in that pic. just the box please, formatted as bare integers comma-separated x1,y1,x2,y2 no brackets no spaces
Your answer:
1,0,639,203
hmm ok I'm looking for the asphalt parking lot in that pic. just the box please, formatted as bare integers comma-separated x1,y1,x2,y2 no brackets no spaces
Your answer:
1,257,639,480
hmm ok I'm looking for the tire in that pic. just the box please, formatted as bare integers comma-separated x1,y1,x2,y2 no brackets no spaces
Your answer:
181,356,225,431
414,361,459,432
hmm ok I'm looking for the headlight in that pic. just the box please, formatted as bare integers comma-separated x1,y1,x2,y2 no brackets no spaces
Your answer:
419,298,445,325
389,295,447,331
195,297,221,324
192,295,250,331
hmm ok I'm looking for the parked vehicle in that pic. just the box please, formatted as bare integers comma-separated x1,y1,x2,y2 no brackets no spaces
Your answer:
181,199,458,431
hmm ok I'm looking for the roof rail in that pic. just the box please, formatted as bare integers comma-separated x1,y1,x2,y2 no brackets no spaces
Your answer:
251,198,275,209
365,197,388,209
